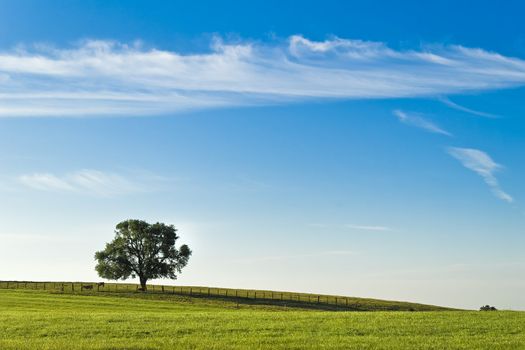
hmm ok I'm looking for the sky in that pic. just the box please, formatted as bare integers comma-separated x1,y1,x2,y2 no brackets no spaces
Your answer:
0,0,524,310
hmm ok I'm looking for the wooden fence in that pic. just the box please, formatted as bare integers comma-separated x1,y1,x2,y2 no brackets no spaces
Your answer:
0,280,357,308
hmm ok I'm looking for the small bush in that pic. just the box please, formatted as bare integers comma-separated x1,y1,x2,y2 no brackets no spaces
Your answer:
479,305,497,311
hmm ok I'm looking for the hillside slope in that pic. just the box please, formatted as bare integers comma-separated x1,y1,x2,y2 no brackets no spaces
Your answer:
0,280,452,311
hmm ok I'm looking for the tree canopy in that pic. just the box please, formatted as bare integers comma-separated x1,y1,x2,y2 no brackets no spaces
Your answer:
95,219,191,290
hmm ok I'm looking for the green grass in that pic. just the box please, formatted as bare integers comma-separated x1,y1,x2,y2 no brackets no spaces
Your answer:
1,289,524,349
0,281,451,311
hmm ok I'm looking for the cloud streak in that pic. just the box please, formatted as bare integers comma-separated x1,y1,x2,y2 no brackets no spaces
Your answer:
1,36,525,117
447,147,513,202
439,96,498,118
233,250,356,264
18,169,146,197
345,224,392,231
394,110,452,136
308,223,392,231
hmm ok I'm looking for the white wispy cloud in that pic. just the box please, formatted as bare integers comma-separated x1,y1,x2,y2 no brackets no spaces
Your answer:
18,169,145,196
345,224,392,231
447,147,513,202
439,96,498,118
233,250,355,264
308,223,392,231
393,110,452,136
1,36,525,117
0,233,78,242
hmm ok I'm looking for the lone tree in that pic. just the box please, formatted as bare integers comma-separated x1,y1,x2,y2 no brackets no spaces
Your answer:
480,305,498,311
95,219,191,291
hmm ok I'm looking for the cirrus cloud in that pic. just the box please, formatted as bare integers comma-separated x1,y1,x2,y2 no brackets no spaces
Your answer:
1,36,525,117
394,110,452,136
447,147,513,203
18,169,146,197
345,224,392,232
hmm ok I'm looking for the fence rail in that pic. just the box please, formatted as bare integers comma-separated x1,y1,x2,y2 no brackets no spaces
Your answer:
0,280,359,308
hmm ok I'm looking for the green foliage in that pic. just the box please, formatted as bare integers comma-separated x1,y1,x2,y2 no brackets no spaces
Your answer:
1,289,524,350
480,305,498,311
94,219,191,289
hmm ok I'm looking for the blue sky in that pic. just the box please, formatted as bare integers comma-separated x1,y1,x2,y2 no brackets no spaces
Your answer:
0,0,524,310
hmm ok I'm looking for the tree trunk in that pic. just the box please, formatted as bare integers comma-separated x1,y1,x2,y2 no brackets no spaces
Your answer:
139,276,147,291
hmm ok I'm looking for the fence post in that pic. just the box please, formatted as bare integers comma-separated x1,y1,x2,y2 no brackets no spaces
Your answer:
317,295,320,304
189,288,192,296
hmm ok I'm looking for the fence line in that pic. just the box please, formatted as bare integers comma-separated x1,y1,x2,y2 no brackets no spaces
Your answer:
0,280,358,308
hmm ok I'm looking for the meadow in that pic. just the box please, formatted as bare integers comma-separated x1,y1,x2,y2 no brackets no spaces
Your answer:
1,285,524,349
0,281,449,311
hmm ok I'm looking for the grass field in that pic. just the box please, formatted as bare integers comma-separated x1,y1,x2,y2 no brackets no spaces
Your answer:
1,288,524,349
0,281,452,311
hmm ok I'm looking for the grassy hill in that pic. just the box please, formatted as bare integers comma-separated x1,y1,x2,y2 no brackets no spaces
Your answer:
0,285,524,349
0,280,451,311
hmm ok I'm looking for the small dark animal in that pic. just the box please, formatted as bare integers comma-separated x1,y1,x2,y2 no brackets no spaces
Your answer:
82,285,93,290
97,282,105,287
